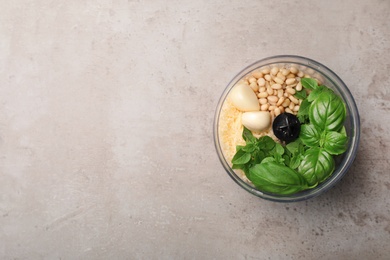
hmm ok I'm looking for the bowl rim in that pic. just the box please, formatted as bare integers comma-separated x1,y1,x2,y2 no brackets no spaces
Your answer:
213,55,361,202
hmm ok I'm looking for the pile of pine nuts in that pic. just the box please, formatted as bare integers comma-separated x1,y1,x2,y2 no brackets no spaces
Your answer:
241,65,321,118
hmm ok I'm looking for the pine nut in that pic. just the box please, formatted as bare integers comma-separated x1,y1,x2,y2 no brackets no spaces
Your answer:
274,77,284,84
306,68,315,75
289,101,295,110
259,86,266,92
286,73,296,79
286,78,296,85
289,95,299,104
269,105,277,111
271,83,282,90
279,106,285,113
261,104,269,111
297,71,304,77
261,68,270,74
265,81,270,88
304,74,311,78
271,67,279,76
277,89,284,98
270,110,275,118
273,89,278,96
281,69,290,76
267,95,278,104
290,67,298,74
257,78,266,87
274,107,281,116
282,98,290,107
286,87,296,95
264,74,272,81
267,86,273,95
252,71,263,79
249,77,256,83
285,108,293,114
259,98,268,105
276,73,286,81
250,82,259,92
296,82,302,91
293,105,300,112
284,92,289,97
277,97,285,106
258,92,268,98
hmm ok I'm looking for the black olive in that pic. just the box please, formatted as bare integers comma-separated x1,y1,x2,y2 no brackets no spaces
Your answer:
272,113,301,142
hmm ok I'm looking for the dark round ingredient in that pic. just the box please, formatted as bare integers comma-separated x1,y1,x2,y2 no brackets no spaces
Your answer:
272,113,301,142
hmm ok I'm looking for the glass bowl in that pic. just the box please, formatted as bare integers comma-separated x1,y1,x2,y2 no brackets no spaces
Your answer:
213,55,360,202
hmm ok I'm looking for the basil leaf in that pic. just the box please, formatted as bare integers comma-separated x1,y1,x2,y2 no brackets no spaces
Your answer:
339,126,347,136
286,138,302,154
274,143,285,156
242,126,256,143
300,124,321,147
294,89,307,100
248,162,309,195
261,157,276,164
253,150,265,164
309,91,346,132
301,78,318,90
242,143,256,153
283,154,291,166
298,147,335,186
289,155,302,169
232,149,251,164
307,85,334,102
323,131,348,155
257,135,276,150
297,98,311,123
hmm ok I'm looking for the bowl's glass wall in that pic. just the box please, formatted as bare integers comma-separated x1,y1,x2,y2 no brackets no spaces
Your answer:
214,55,360,202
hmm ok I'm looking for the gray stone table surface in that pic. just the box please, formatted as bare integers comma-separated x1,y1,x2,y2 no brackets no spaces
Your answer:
1,0,389,259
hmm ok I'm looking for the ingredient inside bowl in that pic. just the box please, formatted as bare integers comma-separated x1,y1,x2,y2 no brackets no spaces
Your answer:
218,64,348,195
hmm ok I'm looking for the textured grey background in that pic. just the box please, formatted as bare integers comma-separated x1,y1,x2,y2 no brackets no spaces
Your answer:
1,0,389,259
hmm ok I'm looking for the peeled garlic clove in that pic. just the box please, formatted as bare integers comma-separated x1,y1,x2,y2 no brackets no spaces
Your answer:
229,83,260,112
241,111,271,133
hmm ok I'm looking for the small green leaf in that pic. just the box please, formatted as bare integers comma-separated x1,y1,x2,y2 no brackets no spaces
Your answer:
297,98,311,123
307,85,333,102
339,126,347,136
242,127,256,143
274,143,285,156
261,157,276,164
232,149,251,164
289,155,302,169
294,90,307,100
283,154,291,166
301,78,318,90
242,143,256,153
323,131,348,155
300,124,321,147
286,139,302,154
257,136,276,150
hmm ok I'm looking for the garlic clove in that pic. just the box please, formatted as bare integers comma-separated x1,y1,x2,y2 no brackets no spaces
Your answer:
241,111,271,133
230,83,260,112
